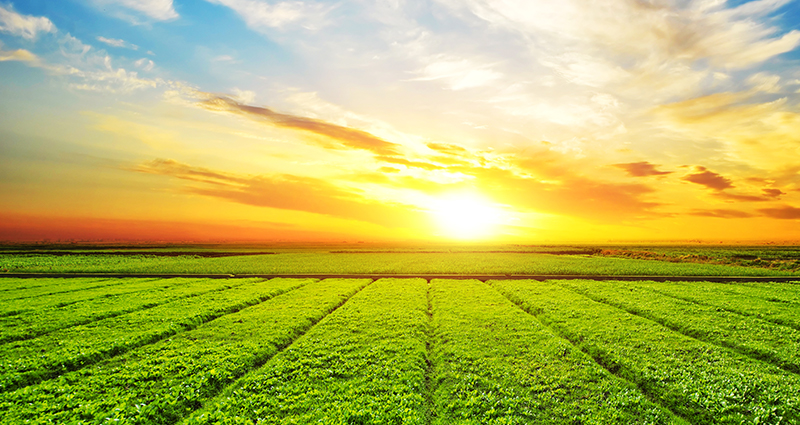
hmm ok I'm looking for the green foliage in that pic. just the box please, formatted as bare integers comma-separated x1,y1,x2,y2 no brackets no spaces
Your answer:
0,278,292,391
0,278,367,425
3,251,797,275
491,279,800,424
636,280,800,330
558,279,800,373
0,278,239,344
431,279,678,424
183,278,429,425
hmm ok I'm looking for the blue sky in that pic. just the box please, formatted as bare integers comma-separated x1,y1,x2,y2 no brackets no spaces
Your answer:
2,0,800,242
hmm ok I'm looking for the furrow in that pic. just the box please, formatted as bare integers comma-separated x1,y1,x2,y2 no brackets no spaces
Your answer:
490,279,800,424
0,278,303,392
429,279,680,424
0,278,355,424
556,280,800,376
0,278,253,345
181,278,427,425
423,280,436,425
637,282,800,332
492,281,693,425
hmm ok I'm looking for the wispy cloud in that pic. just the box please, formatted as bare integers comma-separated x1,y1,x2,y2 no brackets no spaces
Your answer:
90,0,179,22
612,162,672,177
688,209,754,219
96,36,139,50
205,0,331,31
196,94,401,155
130,158,424,228
758,205,800,219
0,4,55,39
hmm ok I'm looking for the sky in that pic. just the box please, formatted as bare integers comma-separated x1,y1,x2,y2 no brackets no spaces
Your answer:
1,0,800,243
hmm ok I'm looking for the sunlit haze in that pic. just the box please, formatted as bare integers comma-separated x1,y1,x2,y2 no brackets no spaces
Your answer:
2,0,800,242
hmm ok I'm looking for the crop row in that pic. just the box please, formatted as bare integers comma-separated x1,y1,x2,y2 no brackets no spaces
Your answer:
0,278,303,391
429,279,675,424
0,278,249,344
558,279,800,374
1,277,798,424
491,279,800,424
0,277,112,296
0,277,165,316
185,278,428,424
636,280,800,330
0,278,368,424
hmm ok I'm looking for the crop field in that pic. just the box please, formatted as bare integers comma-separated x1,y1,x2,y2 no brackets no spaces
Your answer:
1,275,799,424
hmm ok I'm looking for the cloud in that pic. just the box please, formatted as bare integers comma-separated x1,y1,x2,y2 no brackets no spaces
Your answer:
197,94,401,155
762,188,785,198
0,47,38,63
758,205,800,219
612,162,672,177
91,0,179,21
130,158,425,228
446,0,800,69
688,209,755,218
204,0,331,31
134,58,154,71
0,5,55,39
409,57,503,90
682,166,734,191
96,36,139,50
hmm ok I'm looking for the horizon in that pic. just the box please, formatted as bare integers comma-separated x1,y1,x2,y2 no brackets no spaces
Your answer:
2,0,800,243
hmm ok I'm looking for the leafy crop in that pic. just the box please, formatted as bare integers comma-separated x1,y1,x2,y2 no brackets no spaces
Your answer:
431,279,677,424
491,279,800,424
0,278,295,391
184,278,428,425
0,278,238,344
0,278,368,425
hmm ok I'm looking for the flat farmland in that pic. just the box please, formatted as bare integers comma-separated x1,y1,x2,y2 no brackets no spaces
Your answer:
1,276,799,424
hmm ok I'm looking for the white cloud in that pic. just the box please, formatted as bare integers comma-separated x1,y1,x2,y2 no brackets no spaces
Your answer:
0,4,55,39
96,36,139,50
747,72,781,93
205,0,331,31
410,57,503,90
91,0,179,22
134,57,154,71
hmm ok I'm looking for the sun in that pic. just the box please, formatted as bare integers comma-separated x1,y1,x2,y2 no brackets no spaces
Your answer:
429,192,505,240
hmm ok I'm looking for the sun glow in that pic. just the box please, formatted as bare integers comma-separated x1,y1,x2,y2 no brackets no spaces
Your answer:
429,193,506,240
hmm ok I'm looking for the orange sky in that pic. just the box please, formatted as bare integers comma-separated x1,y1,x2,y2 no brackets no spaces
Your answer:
2,1,800,243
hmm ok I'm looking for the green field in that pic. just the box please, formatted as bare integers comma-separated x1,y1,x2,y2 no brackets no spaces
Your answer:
1,274,799,424
3,246,800,276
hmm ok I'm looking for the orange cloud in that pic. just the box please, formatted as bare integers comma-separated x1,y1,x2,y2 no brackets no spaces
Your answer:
688,209,754,219
198,95,401,155
758,206,800,219
682,166,734,191
131,159,423,228
612,162,672,177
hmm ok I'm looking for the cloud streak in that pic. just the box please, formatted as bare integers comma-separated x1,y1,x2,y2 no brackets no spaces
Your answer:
130,158,424,228
197,94,401,155
612,162,672,177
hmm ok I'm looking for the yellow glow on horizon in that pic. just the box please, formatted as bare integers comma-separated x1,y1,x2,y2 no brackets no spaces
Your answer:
429,192,506,240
